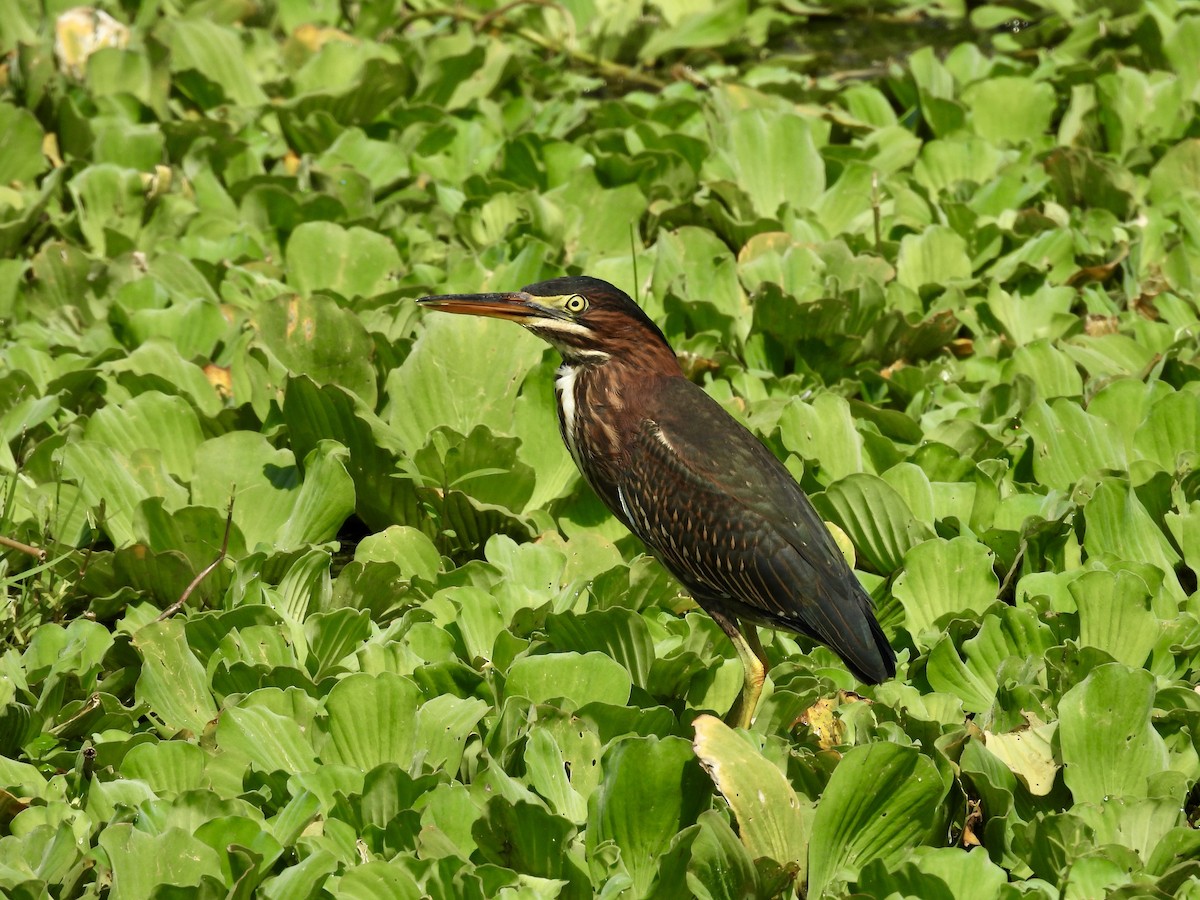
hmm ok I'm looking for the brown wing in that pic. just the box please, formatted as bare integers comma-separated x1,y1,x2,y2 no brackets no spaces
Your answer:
616,377,894,683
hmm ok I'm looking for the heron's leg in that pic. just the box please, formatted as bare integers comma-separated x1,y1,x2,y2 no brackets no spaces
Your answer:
709,609,768,730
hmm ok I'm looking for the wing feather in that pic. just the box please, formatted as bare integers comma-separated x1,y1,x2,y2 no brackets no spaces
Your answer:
617,377,894,683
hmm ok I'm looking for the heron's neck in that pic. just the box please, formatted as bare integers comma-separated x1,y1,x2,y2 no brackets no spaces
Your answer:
559,335,681,376
553,345,682,472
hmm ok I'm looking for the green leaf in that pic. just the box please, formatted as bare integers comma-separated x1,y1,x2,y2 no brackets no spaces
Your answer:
252,293,378,406
812,474,934,574
983,721,1059,797
66,164,146,254
914,137,1002,193
778,394,866,483
116,338,225,417
385,312,544,454
687,810,761,900
84,390,203,483
545,608,655,690
0,168,62,260
1073,796,1186,863
277,0,340,31
193,433,355,553
320,672,420,771
414,694,488,773
409,424,534,514
692,714,810,882
98,824,223,897
1165,500,1200,573
1082,477,1181,596
1062,334,1156,383
534,711,604,815
714,107,824,219
984,284,1076,347
449,585,507,665
280,440,357,548
894,537,998,643
807,742,949,899
281,376,411,531
305,608,370,678
473,796,577,880
639,0,747,61
505,651,632,708
990,229,1079,284
653,226,746,331
1134,389,1200,472
1022,399,1126,489
523,728,589,824
133,619,219,737
0,102,47,184
87,47,162,111
120,740,208,796
167,19,267,106
332,860,422,900
1148,137,1200,204
925,606,1056,714
1044,146,1136,218
352,526,441,583
118,296,229,360
896,226,972,290
285,222,400,299
908,48,964,137
277,549,333,622
258,849,338,899
80,543,208,610
1058,663,1170,805
218,702,319,775
61,438,189,547
964,76,1056,144
420,781,481,858
856,846,1009,900
587,735,708,896
1006,340,1084,399
738,233,821,298
1070,569,1158,668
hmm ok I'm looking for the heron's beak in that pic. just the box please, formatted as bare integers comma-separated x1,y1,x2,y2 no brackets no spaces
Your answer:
417,291,545,322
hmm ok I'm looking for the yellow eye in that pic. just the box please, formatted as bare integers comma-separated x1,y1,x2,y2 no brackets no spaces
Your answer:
565,294,588,313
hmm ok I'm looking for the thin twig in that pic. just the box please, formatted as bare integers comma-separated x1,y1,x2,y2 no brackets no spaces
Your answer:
996,538,1027,602
871,170,882,255
51,694,100,735
476,0,571,40
0,535,47,562
157,493,235,621
395,4,665,90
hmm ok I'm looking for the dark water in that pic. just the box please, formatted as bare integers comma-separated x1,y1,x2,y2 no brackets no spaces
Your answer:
779,11,1034,75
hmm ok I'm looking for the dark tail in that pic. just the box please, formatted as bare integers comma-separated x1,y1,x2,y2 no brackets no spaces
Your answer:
842,612,896,684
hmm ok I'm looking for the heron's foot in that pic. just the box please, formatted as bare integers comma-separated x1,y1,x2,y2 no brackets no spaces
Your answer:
709,610,768,730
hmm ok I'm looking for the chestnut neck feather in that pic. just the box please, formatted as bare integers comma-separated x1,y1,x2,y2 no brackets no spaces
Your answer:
554,317,683,483
555,309,680,374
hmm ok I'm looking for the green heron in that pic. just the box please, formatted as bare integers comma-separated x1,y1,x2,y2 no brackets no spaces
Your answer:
418,276,895,727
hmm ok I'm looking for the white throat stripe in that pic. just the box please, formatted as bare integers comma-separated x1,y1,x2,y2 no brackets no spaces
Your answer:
555,365,582,465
